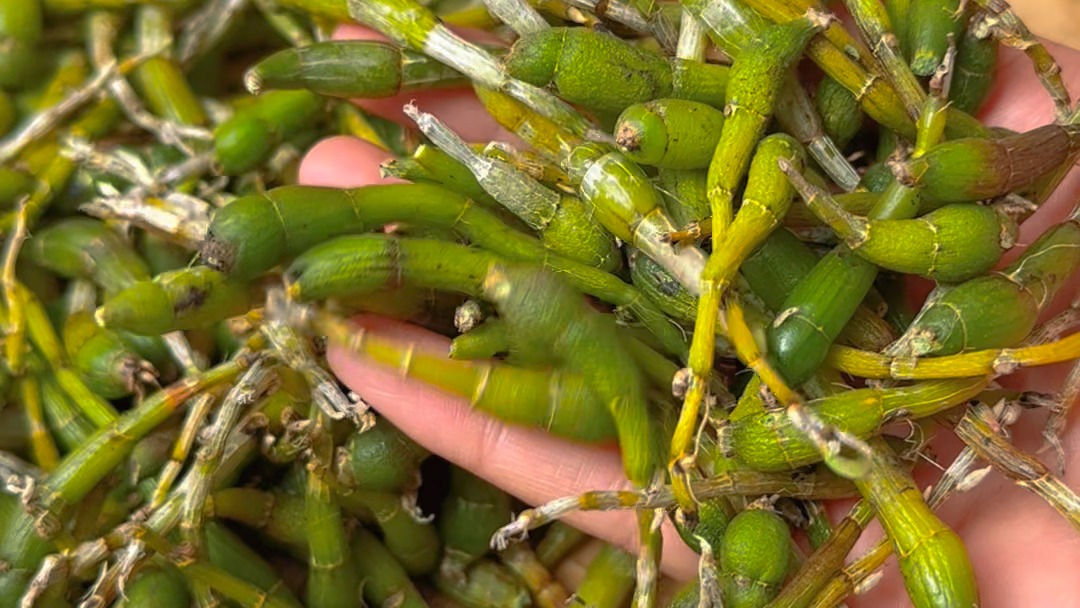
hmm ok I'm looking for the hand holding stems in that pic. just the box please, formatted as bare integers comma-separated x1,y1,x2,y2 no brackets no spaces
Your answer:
304,22,1080,606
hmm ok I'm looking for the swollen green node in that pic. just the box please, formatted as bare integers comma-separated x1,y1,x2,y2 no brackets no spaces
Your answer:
504,27,674,115
95,267,253,336
341,417,430,493
720,507,790,608
246,40,403,98
202,194,286,280
615,99,725,169
214,114,275,175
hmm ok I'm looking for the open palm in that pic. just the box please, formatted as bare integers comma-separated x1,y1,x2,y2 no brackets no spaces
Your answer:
305,25,1080,607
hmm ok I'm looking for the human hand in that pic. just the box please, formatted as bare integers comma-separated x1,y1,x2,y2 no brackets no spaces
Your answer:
300,22,1080,606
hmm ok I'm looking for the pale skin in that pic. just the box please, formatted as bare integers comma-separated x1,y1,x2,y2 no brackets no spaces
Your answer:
301,23,1080,608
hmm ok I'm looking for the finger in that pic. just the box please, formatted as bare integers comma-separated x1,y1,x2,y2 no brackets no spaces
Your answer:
326,315,700,581
331,23,515,144
298,135,406,187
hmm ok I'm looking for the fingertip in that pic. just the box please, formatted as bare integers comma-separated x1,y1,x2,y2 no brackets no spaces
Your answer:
298,136,406,187
331,23,391,43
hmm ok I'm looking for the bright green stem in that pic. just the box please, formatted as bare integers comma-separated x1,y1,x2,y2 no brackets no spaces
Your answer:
841,0,924,118
0,354,254,605
726,377,987,471
205,183,686,357
853,438,978,608
351,527,431,608
306,431,359,608
245,40,467,98
318,307,616,443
